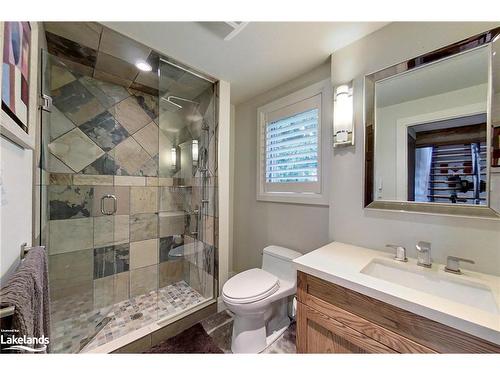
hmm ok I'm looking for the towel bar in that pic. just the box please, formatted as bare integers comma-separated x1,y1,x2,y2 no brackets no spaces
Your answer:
0,305,15,319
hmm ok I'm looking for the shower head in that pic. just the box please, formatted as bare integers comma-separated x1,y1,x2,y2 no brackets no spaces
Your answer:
161,95,199,110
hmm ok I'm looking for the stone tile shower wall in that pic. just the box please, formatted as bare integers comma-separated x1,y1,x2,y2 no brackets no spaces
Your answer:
41,55,218,322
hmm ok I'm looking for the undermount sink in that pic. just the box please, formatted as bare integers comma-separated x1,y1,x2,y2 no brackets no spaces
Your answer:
360,259,499,315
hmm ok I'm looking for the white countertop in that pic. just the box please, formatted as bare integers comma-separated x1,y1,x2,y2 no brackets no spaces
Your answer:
293,241,500,345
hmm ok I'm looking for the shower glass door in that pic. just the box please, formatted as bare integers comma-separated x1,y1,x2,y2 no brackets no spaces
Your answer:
40,49,119,353
39,44,217,353
157,58,217,322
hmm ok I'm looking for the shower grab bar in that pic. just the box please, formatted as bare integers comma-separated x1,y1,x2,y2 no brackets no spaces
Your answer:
100,194,117,215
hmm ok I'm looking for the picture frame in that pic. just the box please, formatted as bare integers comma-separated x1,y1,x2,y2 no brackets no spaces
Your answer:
0,21,38,150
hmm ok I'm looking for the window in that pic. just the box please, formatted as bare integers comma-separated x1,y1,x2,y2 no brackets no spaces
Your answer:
257,79,331,205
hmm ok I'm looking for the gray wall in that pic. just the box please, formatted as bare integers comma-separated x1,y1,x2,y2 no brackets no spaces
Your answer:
233,62,331,273
331,22,500,276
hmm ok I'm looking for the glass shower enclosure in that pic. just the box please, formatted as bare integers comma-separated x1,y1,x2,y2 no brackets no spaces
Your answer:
39,49,218,353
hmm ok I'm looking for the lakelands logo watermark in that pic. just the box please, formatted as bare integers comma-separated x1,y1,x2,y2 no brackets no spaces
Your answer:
1,329,49,353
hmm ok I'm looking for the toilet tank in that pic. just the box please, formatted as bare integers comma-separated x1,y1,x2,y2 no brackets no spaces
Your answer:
262,246,302,283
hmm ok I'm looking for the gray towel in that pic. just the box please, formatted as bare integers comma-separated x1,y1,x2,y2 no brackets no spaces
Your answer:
0,246,51,353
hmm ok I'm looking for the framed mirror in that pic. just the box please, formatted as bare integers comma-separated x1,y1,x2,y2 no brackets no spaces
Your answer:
364,27,500,218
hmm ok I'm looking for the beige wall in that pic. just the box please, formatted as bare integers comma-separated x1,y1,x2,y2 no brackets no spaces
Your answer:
331,22,500,276
233,62,331,273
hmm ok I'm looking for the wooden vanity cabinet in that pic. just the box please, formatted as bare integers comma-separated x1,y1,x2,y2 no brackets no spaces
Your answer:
296,271,500,353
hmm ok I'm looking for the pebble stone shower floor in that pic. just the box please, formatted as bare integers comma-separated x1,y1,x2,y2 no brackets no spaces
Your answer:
50,281,206,353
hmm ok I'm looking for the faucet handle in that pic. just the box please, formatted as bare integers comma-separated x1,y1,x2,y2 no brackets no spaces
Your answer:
416,241,431,252
445,256,475,275
386,244,408,262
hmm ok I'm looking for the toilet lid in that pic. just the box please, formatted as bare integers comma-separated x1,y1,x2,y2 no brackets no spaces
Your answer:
222,268,279,304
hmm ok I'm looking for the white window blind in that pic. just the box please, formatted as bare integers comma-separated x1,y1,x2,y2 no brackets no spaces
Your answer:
257,80,330,205
265,108,319,184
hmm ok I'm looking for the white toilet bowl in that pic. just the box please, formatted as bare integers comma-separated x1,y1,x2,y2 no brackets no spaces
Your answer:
222,246,302,353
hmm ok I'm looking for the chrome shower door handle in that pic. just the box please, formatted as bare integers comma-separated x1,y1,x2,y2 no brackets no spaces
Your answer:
100,194,117,215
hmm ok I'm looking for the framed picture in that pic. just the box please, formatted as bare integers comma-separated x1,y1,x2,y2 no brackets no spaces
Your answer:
0,21,37,149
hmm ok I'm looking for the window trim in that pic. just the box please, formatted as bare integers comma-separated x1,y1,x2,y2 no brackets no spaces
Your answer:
256,79,332,205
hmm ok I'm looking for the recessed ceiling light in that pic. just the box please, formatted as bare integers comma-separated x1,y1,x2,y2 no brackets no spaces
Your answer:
135,61,152,72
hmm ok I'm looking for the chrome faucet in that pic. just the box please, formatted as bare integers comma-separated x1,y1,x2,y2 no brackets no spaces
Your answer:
386,244,408,262
416,241,432,268
444,256,475,275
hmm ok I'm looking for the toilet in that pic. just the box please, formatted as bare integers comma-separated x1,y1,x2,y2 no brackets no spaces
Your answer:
222,245,302,353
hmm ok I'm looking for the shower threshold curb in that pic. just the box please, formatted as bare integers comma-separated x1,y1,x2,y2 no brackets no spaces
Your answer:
82,299,217,353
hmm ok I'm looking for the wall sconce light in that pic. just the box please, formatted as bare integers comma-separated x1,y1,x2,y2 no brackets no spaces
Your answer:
333,81,354,147
171,147,177,169
192,140,199,167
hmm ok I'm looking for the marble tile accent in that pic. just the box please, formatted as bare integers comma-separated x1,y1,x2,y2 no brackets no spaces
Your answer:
114,175,146,186
130,187,158,214
50,106,76,141
81,154,119,175
159,212,185,237
49,173,73,185
138,155,158,177
94,243,130,279
92,186,129,216
79,76,130,108
50,64,76,91
93,70,132,89
130,213,158,242
114,272,131,303
93,272,130,309
130,239,159,269
203,215,215,247
99,28,151,67
48,249,93,297
94,215,130,248
52,79,105,125
49,217,93,254
93,275,115,309
158,177,174,186
48,128,105,172
49,185,93,220
159,259,185,288
128,89,159,120
110,137,151,176
46,31,98,69
48,153,75,174
73,174,113,186
160,187,185,212
79,111,130,152
109,96,151,135
45,22,101,50
146,177,159,186
95,52,139,81
132,121,159,157
130,265,158,297
159,235,184,262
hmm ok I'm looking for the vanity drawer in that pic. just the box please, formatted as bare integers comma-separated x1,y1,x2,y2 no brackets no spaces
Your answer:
297,271,500,353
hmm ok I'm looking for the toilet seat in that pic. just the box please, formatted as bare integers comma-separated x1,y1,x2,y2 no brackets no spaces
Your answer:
222,268,280,304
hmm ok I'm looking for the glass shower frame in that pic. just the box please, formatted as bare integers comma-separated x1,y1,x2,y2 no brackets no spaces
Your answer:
39,48,218,353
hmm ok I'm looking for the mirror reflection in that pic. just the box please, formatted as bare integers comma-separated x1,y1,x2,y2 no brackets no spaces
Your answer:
373,46,489,206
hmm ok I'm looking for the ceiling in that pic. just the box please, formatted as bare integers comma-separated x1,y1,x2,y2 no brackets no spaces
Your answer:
376,46,489,108
102,22,389,104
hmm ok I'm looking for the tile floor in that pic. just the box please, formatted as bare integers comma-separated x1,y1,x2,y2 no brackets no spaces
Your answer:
199,310,296,354
50,281,205,353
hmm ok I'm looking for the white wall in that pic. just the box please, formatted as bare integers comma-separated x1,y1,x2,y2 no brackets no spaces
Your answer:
375,83,487,200
233,62,331,273
0,22,43,281
0,138,33,281
331,22,500,276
